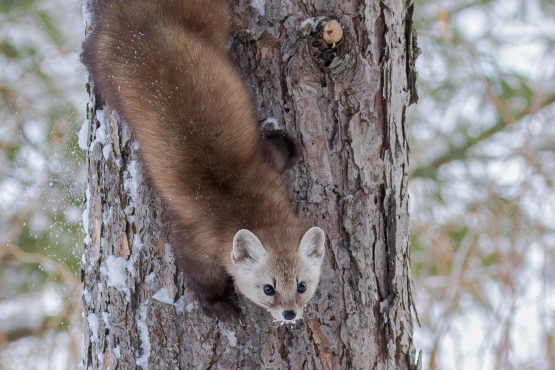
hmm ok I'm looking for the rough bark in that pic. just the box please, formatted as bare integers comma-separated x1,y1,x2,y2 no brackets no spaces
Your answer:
81,0,420,369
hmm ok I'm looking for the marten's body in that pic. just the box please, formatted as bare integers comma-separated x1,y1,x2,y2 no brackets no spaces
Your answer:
82,0,325,321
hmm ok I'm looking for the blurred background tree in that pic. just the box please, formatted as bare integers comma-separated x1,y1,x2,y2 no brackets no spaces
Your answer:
0,0,85,368
0,0,553,369
410,0,555,368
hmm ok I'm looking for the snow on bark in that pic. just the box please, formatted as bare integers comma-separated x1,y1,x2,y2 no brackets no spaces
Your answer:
81,0,420,368
78,119,89,150
136,300,151,369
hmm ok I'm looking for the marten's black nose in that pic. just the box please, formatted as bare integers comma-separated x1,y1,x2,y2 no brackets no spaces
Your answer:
282,310,296,320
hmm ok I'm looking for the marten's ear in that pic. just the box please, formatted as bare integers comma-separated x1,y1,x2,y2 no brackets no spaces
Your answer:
232,229,267,264
299,227,326,260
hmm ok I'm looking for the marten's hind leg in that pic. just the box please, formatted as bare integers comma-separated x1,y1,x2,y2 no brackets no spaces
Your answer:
262,129,301,174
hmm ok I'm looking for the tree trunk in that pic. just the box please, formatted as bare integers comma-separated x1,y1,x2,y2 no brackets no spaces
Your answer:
81,0,420,369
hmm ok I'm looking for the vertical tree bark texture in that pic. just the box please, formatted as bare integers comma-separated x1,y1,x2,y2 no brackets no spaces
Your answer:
81,0,420,369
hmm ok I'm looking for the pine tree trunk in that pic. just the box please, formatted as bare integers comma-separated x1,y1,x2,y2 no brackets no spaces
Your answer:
81,0,420,369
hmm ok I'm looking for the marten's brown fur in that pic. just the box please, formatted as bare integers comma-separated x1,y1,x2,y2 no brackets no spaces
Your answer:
82,0,325,321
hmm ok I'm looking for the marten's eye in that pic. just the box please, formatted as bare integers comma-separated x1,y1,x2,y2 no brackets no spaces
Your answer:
263,284,275,296
297,282,306,293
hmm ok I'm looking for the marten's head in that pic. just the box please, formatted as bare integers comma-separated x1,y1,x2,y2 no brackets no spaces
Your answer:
230,227,326,322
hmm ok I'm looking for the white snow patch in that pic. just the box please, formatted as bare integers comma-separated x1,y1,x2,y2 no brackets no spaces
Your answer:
173,295,186,315
83,184,91,245
98,282,104,293
82,1,93,29
145,272,155,284
133,235,144,251
251,0,265,15
300,17,317,31
99,255,135,301
78,120,90,150
96,109,105,126
83,233,91,246
102,311,111,329
89,110,107,152
102,144,112,160
299,16,326,32
185,303,194,313
136,300,151,369
152,288,174,304
83,288,91,306
113,345,121,359
218,322,237,347
102,206,112,227
260,117,279,130
87,312,99,344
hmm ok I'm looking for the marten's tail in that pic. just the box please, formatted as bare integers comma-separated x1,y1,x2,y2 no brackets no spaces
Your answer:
81,0,233,107
174,0,232,50
83,0,231,53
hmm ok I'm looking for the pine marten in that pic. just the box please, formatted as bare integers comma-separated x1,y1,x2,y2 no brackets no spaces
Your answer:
81,0,326,322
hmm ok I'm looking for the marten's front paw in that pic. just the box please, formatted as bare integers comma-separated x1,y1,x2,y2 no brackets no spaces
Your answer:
202,297,241,321
186,275,240,321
